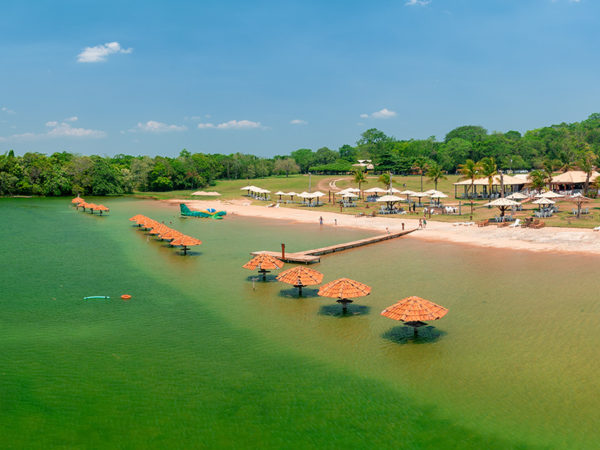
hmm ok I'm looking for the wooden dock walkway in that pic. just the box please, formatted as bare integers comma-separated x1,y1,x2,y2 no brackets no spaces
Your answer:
251,229,417,263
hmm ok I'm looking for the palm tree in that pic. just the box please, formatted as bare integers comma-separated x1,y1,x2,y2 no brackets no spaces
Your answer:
542,160,555,191
458,159,481,197
479,157,497,199
578,150,597,196
458,159,481,217
412,157,429,192
378,172,391,190
426,162,446,190
528,170,546,192
353,168,367,194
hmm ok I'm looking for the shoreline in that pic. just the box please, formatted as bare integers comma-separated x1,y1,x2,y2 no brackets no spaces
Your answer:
165,198,600,256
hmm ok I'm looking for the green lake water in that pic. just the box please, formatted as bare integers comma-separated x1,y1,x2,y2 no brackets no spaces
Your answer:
2,197,600,449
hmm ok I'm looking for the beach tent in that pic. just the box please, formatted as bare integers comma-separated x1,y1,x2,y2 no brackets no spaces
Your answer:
381,296,448,337
277,266,323,296
318,278,371,313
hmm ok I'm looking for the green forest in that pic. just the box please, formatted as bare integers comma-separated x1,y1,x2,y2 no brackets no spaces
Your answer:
2,113,600,196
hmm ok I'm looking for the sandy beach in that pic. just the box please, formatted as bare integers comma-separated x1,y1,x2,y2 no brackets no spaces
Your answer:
166,199,600,256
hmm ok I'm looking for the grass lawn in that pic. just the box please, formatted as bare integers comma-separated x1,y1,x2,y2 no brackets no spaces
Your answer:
135,174,600,229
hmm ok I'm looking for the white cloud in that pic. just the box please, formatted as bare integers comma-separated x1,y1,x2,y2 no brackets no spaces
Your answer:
360,108,398,119
405,0,431,5
134,120,187,133
77,42,133,63
0,120,106,141
290,119,307,125
64,116,78,122
217,120,262,129
1,106,15,114
198,119,263,130
47,122,106,138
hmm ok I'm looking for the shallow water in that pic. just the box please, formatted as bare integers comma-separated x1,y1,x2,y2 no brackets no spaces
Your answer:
1,197,600,449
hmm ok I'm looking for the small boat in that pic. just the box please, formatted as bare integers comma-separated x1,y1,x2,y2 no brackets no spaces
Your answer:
84,296,110,300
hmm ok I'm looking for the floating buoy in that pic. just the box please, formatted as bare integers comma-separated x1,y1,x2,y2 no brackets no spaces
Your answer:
121,294,132,301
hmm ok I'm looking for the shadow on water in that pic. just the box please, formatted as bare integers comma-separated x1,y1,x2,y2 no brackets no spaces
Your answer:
277,288,319,299
318,304,370,317
245,274,278,283
381,325,446,344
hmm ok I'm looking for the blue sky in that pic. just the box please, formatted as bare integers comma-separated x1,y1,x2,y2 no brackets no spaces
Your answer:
0,0,598,157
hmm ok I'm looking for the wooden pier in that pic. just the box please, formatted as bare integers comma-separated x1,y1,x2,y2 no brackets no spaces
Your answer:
251,229,417,264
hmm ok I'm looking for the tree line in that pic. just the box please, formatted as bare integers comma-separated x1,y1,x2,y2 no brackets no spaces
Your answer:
2,113,600,196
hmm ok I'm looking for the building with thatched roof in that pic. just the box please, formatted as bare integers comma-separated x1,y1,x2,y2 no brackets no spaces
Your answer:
453,174,526,198
550,170,600,191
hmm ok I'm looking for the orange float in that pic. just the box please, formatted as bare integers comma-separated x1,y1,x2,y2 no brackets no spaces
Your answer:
121,294,132,301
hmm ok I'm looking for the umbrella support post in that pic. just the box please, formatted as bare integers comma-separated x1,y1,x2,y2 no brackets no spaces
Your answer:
414,327,418,338
297,285,303,297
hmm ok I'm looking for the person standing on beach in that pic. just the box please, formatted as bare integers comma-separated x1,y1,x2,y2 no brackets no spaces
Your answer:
423,218,427,229
319,216,323,225
419,218,422,229
334,219,337,226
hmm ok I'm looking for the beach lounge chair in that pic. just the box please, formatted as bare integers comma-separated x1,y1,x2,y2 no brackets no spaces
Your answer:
509,219,521,228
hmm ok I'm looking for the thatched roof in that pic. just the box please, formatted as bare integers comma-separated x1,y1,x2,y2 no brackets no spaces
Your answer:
171,236,202,247
506,192,529,200
318,278,371,299
532,198,555,205
483,198,520,207
243,254,284,270
71,196,84,204
551,170,600,185
377,195,402,202
454,174,525,186
381,296,448,322
277,266,323,286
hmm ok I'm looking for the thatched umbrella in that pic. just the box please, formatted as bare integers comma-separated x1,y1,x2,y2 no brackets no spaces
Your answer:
95,204,109,215
159,229,184,241
129,214,146,225
376,195,402,211
483,197,519,218
567,193,591,218
287,191,299,202
274,191,286,201
506,192,528,200
243,254,284,280
71,196,84,205
170,235,202,255
381,296,448,337
532,198,555,210
318,278,371,313
277,266,323,296
536,191,564,199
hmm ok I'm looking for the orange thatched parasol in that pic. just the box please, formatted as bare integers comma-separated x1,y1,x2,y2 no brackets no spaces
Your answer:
277,266,323,296
318,278,371,312
148,224,170,236
158,229,183,240
381,296,448,337
71,196,84,205
86,203,99,213
171,235,202,255
243,254,284,280
78,202,89,211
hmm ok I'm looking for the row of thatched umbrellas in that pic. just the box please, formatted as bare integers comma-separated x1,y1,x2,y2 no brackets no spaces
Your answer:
243,253,448,336
71,196,110,214
485,191,592,218
129,214,202,255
